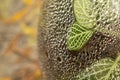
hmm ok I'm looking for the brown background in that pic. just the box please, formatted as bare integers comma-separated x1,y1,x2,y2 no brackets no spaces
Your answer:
0,0,43,80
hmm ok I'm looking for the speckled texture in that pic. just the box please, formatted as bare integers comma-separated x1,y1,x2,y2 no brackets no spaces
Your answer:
38,0,120,80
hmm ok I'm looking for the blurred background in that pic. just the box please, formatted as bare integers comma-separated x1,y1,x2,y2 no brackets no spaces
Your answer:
0,0,43,80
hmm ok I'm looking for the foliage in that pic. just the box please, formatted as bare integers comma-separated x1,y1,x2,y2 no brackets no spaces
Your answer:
77,55,120,80
67,0,120,79
67,0,96,50
67,22,94,50
74,0,96,29
67,0,120,50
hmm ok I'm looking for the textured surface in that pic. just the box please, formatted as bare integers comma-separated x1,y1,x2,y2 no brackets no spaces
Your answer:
38,0,120,80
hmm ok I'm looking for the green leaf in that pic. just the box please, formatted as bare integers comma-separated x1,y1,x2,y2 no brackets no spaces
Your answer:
74,0,96,29
67,0,96,50
67,0,120,50
67,22,94,50
77,55,120,80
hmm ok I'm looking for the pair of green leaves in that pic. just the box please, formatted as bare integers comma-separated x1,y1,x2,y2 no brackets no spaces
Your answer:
67,0,96,50
67,0,120,50
67,0,120,80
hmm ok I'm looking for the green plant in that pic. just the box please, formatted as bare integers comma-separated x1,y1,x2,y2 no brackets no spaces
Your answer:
67,0,120,79
77,54,120,80
67,22,94,50
67,0,120,51
67,0,96,50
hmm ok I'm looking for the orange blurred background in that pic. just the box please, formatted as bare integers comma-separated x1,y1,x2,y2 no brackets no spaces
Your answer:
0,0,43,80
